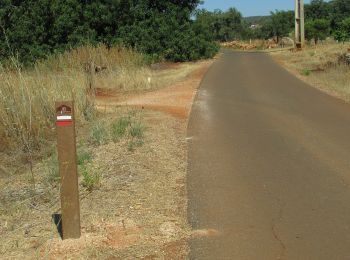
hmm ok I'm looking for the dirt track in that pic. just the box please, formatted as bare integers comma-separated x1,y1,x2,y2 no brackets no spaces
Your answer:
188,50,350,259
96,61,212,119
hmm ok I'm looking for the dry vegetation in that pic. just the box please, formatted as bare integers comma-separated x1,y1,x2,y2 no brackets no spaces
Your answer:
0,108,190,259
271,41,350,102
221,38,295,51
0,45,205,153
0,45,210,259
0,45,153,153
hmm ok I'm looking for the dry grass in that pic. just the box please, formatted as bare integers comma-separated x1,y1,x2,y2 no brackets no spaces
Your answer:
0,46,212,259
271,41,350,102
0,108,190,259
0,45,152,154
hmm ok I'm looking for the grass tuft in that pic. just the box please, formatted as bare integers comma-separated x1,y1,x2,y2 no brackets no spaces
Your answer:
90,123,109,146
301,69,311,76
129,122,144,139
77,149,93,165
80,165,101,191
111,117,131,142
128,121,145,151
44,153,60,184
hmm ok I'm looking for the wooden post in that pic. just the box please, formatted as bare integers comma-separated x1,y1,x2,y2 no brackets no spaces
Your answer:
295,0,305,48
55,101,81,239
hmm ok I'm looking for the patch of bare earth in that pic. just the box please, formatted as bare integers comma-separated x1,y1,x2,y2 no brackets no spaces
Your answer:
96,60,213,119
0,60,213,259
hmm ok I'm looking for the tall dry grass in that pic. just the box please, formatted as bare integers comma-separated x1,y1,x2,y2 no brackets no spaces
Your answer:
0,45,150,151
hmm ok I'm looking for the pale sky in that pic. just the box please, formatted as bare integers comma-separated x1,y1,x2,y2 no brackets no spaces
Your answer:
200,0,312,17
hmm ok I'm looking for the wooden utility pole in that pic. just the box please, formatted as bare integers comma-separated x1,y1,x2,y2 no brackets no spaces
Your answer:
295,0,305,48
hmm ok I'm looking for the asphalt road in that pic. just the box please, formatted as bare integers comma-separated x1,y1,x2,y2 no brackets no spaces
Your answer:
187,50,350,260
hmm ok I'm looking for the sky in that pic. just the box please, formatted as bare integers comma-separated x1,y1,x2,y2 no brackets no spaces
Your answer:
200,0,312,17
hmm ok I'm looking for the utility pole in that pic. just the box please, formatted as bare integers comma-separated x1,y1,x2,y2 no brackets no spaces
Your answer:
295,0,305,49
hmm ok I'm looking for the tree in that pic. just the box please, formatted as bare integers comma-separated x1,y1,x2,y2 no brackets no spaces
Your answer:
333,17,350,43
0,0,218,64
0,0,53,64
260,10,294,42
340,17,350,36
330,0,350,30
305,19,330,44
305,0,330,21
195,8,247,42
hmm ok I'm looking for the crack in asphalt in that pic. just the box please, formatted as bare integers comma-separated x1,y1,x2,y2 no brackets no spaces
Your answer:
271,199,286,260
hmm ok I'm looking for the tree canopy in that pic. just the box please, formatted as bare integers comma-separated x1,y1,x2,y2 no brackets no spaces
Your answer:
195,8,248,42
252,0,350,43
0,0,219,64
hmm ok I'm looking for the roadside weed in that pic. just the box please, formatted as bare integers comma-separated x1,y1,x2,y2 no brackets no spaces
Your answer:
44,153,60,184
77,149,93,165
301,69,311,76
80,165,101,191
90,123,109,146
128,121,145,151
111,117,131,142
129,122,144,139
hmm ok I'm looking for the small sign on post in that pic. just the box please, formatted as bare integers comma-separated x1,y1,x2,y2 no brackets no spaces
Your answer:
55,101,81,239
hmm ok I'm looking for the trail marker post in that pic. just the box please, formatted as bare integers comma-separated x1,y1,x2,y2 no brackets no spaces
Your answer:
55,101,81,239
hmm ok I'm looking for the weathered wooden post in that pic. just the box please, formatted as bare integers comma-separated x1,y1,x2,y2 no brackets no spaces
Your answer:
55,101,81,239
295,0,305,49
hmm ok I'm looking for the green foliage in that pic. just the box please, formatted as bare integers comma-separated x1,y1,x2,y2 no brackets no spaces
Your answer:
250,10,294,41
0,0,217,64
304,0,350,42
252,0,349,42
77,149,93,166
305,19,331,44
301,69,311,76
128,121,145,151
195,8,248,42
341,18,350,34
111,117,131,142
129,122,144,139
333,18,350,43
80,165,100,191
330,0,350,30
271,10,295,40
90,123,109,146
44,153,60,184
334,30,348,43
305,0,331,21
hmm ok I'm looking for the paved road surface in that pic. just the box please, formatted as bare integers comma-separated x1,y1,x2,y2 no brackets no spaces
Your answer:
187,50,350,260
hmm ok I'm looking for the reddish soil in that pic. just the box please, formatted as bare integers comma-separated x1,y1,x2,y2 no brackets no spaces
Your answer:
96,62,212,119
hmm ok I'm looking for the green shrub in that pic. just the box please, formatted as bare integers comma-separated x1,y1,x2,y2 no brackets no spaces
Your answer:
0,1,218,65
80,165,100,191
301,69,311,76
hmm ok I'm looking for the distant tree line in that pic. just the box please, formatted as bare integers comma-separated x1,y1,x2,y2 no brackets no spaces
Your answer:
0,0,219,65
252,0,350,44
304,0,350,43
195,8,250,42
195,0,349,45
